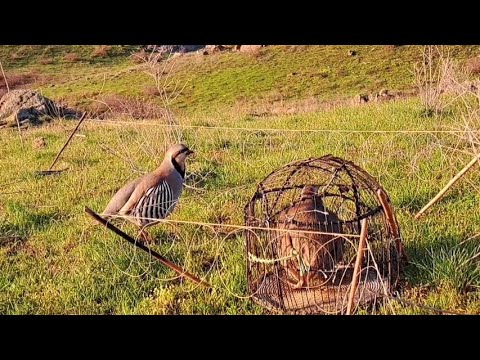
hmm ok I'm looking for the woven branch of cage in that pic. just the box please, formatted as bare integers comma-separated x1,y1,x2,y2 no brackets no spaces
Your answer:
244,155,405,315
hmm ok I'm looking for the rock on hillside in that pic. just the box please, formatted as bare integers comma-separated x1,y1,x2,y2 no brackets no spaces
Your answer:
0,90,80,128
238,45,265,53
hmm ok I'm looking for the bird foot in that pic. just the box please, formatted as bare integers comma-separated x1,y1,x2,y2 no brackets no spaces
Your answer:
292,278,306,289
287,271,306,289
136,229,155,244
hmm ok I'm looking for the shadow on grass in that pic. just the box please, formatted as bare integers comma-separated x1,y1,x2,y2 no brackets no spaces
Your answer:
0,233,28,256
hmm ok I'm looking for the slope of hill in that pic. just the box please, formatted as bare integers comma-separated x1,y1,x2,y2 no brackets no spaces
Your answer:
2,45,480,114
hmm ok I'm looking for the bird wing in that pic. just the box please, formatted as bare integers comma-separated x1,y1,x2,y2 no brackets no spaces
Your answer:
102,176,144,216
117,173,166,215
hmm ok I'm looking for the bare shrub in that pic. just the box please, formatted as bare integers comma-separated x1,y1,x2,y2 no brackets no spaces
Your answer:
136,46,188,144
385,45,398,55
10,52,23,60
0,70,51,95
239,45,265,60
86,94,167,120
446,56,480,166
130,50,149,64
413,46,458,116
91,45,112,58
0,72,33,89
64,53,79,63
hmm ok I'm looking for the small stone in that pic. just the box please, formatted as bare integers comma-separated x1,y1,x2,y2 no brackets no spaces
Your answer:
32,137,46,149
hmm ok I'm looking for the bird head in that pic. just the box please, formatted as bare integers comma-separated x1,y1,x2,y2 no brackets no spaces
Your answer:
166,143,194,177
300,185,328,214
300,185,319,200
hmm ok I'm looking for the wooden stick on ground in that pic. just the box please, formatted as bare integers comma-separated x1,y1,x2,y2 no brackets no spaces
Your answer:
377,188,406,261
415,153,480,219
47,112,87,171
346,218,368,315
84,206,211,288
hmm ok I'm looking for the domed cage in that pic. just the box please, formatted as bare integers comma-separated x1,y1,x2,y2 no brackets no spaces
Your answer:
244,155,405,314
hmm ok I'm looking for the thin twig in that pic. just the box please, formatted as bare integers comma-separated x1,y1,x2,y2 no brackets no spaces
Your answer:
459,232,480,245
1,61,25,148
106,213,361,238
87,120,480,134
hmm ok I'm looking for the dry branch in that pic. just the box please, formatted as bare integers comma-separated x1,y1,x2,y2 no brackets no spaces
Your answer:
47,112,87,171
1,61,24,147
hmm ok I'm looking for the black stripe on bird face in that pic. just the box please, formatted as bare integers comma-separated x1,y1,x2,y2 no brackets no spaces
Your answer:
172,147,193,160
171,147,192,178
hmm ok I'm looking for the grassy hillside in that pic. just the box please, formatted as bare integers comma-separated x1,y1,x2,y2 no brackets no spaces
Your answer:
2,45,480,113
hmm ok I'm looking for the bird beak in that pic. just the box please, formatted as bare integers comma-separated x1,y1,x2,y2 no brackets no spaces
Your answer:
186,149,195,157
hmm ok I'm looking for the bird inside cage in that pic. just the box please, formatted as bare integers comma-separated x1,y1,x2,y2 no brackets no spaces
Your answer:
274,185,345,289
101,143,194,242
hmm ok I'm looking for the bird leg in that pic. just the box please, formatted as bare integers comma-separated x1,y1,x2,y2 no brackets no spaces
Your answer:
286,267,302,287
292,275,306,289
137,227,154,243
286,261,307,289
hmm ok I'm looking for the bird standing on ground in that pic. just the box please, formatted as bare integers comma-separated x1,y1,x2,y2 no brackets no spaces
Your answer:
102,143,194,241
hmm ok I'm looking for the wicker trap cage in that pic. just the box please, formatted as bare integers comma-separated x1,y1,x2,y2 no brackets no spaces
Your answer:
244,155,405,314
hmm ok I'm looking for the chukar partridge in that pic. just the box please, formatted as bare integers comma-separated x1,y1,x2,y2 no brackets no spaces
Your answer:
102,143,194,240
275,185,344,289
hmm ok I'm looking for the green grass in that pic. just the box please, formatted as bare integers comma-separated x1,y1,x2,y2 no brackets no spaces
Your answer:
2,45,480,113
1,96,480,314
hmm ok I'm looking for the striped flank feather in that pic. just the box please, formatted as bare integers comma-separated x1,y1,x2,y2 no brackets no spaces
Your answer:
133,181,177,226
